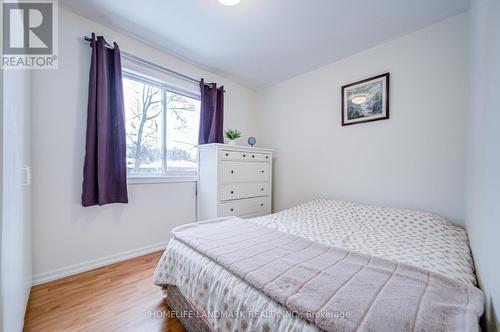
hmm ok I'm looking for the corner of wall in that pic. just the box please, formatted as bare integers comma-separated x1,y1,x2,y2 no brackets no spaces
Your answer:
465,0,500,331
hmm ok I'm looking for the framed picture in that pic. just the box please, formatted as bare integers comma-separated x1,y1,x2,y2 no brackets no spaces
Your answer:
341,73,390,126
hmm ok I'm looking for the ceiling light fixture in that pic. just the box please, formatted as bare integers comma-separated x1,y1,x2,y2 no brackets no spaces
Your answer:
217,0,241,6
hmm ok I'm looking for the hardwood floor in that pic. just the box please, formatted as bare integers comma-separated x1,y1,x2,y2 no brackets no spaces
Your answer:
23,251,186,332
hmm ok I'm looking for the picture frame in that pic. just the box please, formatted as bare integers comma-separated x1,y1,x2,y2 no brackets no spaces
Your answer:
341,73,390,126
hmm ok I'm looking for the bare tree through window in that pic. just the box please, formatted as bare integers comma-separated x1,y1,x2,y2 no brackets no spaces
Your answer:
123,75,200,176
165,91,199,172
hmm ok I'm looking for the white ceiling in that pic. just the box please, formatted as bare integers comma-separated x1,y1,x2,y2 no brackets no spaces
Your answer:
59,0,469,89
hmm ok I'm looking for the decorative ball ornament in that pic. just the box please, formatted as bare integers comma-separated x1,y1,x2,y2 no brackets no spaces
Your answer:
247,136,256,147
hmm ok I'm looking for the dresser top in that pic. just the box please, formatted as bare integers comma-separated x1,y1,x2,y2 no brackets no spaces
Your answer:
198,143,273,153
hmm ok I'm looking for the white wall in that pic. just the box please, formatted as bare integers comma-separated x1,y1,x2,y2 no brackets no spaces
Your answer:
256,14,468,225
30,7,258,282
466,0,500,330
1,69,32,331
0,65,3,332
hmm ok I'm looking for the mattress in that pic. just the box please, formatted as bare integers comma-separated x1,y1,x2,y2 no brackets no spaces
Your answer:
153,199,477,332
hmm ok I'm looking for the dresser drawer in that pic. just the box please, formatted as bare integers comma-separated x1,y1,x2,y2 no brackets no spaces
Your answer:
220,150,249,161
220,182,269,201
220,150,271,163
220,161,270,183
240,210,270,219
219,197,269,217
253,153,271,162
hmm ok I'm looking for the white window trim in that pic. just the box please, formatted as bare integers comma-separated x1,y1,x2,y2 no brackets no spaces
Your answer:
123,69,201,100
123,70,200,182
127,175,198,184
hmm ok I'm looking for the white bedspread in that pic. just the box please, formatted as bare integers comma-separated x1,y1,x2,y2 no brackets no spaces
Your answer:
251,199,476,285
153,199,477,332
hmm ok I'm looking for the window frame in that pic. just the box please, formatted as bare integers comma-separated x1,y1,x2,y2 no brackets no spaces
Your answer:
123,69,200,184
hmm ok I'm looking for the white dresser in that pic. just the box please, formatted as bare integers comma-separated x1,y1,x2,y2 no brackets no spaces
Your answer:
197,143,273,221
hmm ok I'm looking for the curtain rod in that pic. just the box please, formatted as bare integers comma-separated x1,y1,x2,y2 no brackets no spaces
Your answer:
83,35,217,87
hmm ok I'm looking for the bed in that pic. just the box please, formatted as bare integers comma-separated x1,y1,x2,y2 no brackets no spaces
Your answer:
153,199,483,331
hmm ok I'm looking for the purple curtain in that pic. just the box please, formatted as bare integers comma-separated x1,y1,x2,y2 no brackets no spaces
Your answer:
82,34,128,207
198,78,224,144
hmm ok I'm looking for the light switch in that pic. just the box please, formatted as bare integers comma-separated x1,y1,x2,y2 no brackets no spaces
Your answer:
22,165,31,186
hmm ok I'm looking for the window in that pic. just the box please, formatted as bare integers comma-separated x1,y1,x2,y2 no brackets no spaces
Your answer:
123,72,200,180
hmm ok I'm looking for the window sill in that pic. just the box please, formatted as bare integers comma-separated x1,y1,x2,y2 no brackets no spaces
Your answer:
127,176,198,184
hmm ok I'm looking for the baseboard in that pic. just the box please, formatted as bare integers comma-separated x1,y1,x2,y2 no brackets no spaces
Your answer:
32,241,168,286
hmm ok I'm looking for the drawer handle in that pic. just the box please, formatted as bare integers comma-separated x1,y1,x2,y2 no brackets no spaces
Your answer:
260,203,264,206
266,156,269,159
225,153,229,156
261,170,264,173
243,154,246,157
260,188,264,191
252,155,255,158
230,208,234,212
230,170,234,174
230,190,234,194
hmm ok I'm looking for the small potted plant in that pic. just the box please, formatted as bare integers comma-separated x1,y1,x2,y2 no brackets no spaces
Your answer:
224,129,241,145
